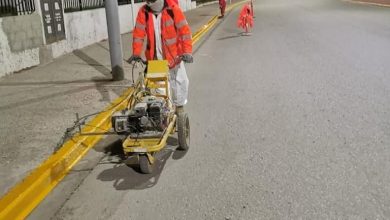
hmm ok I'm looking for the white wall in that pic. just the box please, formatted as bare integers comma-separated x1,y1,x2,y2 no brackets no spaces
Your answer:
51,3,145,58
191,1,197,9
51,8,108,58
0,16,41,78
179,0,194,11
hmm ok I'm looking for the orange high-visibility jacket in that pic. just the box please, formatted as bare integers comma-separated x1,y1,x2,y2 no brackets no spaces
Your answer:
132,2,192,68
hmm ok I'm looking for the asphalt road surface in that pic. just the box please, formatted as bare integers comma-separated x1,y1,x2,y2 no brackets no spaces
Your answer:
44,0,390,219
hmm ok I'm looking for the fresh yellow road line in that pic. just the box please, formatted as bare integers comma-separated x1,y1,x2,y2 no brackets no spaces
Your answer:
0,2,246,219
193,15,219,44
343,0,390,7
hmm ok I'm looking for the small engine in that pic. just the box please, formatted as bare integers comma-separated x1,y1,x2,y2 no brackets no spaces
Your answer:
111,96,168,138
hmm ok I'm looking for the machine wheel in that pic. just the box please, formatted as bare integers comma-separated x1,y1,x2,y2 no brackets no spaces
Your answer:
139,155,153,174
177,113,190,151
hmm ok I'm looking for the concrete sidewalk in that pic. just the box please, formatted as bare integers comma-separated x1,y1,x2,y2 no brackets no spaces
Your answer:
0,2,225,199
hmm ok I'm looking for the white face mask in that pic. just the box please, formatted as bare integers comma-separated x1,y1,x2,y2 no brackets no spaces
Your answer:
147,0,164,13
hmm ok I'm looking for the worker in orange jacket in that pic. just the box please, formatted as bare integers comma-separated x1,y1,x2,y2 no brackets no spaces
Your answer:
128,0,193,112
219,0,226,18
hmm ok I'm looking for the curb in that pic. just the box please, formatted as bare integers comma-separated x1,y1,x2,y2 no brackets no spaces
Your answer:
343,0,390,7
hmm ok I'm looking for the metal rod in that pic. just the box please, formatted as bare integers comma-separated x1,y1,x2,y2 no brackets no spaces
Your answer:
26,0,31,13
6,0,10,15
76,113,82,133
20,0,26,15
1,0,4,14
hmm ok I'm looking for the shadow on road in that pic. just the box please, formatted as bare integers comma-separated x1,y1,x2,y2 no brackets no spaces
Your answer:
73,49,111,77
96,136,188,190
217,33,244,41
73,49,124,101
0,77,113,111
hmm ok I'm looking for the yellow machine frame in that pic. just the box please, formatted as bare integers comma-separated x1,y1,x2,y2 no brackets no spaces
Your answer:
122,60,175,163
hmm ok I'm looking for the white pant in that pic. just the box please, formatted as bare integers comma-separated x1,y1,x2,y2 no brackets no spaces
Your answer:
169,61,189,106
152,15,188,106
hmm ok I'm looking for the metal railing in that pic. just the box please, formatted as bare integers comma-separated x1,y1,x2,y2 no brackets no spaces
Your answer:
64,0,104,12
64,0,145,13
0,0,35,17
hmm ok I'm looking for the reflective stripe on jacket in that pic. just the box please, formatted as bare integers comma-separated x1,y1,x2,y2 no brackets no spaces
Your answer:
132,3,192,68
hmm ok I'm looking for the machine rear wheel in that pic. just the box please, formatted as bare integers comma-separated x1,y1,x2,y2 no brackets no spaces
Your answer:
139,155,153,174
177,113,190,151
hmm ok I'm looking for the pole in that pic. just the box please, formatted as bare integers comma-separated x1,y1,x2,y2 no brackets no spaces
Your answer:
105,0,124,81
131,0,136,28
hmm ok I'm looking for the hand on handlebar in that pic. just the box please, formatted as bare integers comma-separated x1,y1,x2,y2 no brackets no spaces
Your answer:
127,55,144,64
180,54,194,63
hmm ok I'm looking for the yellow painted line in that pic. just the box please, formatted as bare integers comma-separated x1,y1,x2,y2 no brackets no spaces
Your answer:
0,2,247,219
193,16,219,44
343,0,390,7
